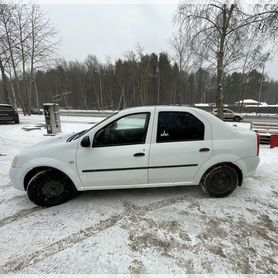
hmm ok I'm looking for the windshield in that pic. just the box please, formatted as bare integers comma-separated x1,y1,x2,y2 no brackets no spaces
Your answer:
66,112,118,142
84,112,118,134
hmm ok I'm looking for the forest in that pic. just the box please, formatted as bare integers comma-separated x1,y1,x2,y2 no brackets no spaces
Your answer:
26,54,278,110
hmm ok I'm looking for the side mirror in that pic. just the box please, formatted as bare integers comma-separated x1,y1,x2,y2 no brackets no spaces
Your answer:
81,136,91,148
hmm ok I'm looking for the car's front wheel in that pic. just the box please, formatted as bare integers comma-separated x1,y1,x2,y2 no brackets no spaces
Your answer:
200,165,239,197
27,169,76,207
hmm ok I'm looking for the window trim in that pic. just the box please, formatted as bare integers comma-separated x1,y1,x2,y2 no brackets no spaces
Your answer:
92,112,151,148
156,111,205,143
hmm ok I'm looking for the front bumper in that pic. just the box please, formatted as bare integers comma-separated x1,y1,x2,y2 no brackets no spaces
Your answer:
9,167,26,191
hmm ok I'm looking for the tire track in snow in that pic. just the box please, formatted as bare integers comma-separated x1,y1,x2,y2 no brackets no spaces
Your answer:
0,193,196,273
0,206,43,228
0,214,122,273
0,194,25,206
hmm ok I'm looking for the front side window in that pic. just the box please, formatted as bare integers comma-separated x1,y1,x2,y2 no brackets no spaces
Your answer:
157,112,204,143
93,113,150,147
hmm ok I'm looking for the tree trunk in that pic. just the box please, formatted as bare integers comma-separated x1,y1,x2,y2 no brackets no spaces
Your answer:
216,44,225,119
216,5,228,120
0,56,10,104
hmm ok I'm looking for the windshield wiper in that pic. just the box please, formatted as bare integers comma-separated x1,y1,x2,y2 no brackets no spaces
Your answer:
66,134,76,142
74,129,88,140
66,129,88,142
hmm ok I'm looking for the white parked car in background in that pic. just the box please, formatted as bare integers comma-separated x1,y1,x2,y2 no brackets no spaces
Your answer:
212,108,243,122
10,106,260,206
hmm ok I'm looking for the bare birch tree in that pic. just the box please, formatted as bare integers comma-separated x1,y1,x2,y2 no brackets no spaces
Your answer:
0,4,59,114
176,2,278,119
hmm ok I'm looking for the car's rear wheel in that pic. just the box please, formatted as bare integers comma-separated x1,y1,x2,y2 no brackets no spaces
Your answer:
27,169,76,207
14,119,19,124
234,116,241,122
200,165,239,197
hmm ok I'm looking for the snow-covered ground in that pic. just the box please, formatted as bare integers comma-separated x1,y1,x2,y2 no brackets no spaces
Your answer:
0,115,277,274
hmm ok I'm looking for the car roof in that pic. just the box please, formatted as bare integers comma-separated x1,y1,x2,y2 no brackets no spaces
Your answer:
121,105,194,112
121,105,223,116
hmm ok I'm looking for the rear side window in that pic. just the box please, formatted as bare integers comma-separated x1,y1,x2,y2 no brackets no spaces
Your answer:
157,112,204,143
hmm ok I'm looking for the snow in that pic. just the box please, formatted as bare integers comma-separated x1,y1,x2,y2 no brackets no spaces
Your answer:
235,99,261,104
194,103,229,107
234,99,278,107
194,103,210,107
0,115,278,274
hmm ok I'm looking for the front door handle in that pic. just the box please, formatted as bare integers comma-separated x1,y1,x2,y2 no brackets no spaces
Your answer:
133,152,145,157
199,148,210,152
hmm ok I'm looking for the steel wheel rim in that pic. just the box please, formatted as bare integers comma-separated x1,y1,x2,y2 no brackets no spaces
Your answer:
40,180,65,199
208,171,234,193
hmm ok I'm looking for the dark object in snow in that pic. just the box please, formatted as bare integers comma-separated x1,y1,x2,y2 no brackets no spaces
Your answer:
22,124,44,131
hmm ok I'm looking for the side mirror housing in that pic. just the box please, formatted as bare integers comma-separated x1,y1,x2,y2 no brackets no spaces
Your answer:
81,136,90,148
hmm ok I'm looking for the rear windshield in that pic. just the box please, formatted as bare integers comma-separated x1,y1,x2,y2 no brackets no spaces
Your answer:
0,105,13,111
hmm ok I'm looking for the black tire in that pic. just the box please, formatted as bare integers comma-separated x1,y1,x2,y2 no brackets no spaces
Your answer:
14,120,19,124
200,165,239,198
234,116,241,122
27,169,76,207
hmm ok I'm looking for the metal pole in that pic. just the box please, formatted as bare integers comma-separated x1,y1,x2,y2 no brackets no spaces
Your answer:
157,67,160,105
33,78,40,111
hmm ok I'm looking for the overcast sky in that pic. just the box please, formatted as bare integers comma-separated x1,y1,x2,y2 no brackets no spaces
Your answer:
41,4,278,81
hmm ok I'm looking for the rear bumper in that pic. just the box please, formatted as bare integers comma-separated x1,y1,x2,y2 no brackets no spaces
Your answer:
234,156,260,178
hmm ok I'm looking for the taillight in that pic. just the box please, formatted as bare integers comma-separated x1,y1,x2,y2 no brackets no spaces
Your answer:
257,133,260,156
14,111,18,116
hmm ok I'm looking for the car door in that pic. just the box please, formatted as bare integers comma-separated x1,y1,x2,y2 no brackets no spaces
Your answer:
148,108,212,184
76,109,154,189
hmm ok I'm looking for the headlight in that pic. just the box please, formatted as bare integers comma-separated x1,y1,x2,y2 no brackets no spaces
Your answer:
11,157,17,168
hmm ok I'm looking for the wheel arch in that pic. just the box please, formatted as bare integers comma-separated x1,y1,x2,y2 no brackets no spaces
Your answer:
200,162,243,186
24,166,76,191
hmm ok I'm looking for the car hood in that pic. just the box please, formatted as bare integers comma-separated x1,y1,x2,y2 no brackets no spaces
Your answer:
25,132,74,150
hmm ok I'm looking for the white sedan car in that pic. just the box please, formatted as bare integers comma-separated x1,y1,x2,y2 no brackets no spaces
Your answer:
10,106,260,206
212,108,243,122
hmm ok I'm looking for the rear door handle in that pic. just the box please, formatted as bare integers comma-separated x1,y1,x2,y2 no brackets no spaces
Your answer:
199,148,210,152
133,152,145,157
